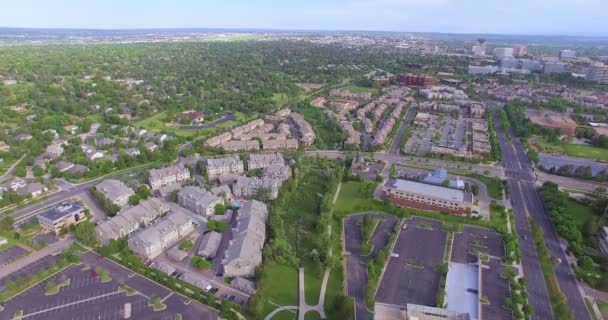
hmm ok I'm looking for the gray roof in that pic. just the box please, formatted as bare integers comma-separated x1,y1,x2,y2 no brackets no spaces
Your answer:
385,179,468,203
128,211,194,249
95,198,170,243
149,163,189,181
198,231,223,258
206,155,242,169
95,179,135,203
178,186,222,210
223,200,267,267
248,153,284,169
231,277,256,294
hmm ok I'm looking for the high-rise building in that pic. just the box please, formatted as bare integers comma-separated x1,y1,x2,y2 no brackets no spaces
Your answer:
514,46,528,57
559,50,576,59
468,65,499,75
587,65,608,83
520,59,542,71
397,73,438,86
493,48,514,59
543,61,566,74
499,58,518,69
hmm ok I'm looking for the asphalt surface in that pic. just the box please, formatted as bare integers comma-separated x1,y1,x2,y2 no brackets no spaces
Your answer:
387,106,416,155
179,112,234,130
344,213,398,320
492,103,591,320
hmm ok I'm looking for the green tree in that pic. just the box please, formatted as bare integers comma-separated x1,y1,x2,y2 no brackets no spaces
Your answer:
73,221,98,247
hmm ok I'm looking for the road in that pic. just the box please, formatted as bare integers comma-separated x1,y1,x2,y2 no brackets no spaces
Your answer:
492,103,591,320
387,105,416,155
0,154,26,181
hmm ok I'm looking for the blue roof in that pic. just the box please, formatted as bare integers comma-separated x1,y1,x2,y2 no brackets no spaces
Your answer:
39,202,83,222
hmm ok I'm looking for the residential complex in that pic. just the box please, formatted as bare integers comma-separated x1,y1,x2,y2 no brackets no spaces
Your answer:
247,153,285,170
148,163,191,190
177,186,223,216
94,179,135,207
222,200,268,278
206,155,244,178
95,198,171,243
128,211,197,259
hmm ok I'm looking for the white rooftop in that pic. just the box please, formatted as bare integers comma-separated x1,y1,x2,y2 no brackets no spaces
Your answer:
387,179,466,202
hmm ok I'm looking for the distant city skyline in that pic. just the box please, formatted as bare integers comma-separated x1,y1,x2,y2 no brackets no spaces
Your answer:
2,0,608,36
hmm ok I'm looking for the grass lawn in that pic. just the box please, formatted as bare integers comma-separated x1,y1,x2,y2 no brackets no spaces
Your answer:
464,173,504,199
304,311,321,320
333,181,383,216
272,93,290,108
343,85,377,95
260,264,298,318
304,263,323,306
566,199,595,227
134,110,247,138
598,300,608,319
535,139,608,162
269,310,297,320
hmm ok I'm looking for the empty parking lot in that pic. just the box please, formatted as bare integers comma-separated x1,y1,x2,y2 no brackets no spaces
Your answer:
375,216,447,307
0,252,218,320
0,246,29,267
480,258,513,320
451,225,505,264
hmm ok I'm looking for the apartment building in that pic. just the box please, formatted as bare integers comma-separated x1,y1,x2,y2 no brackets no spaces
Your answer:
177,186,223,217
206,155,244,178
95,198,171,244
222,200,268,278
262,139,300,150
288,113,316,146
232,176,280,200
148,163,191,190
221,140,260,152
248,153,284,170
94,179,135,207
128,211,196,259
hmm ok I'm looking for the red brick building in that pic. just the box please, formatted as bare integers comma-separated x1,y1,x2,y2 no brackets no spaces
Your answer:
397,73,438,87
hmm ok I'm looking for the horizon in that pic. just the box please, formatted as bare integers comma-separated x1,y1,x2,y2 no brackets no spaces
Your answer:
2,0,607,36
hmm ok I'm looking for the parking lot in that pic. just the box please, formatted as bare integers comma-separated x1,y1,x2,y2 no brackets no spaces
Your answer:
344,212,399,320
480,258,513,320
351,162,385,180
375,216,447,307
0,254,61,287
0,246,30,267
0,252,218,320
451,225,505,264
32,232,59,246
404,114,468,156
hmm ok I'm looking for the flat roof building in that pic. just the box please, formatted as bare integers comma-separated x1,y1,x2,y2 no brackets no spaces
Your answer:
383,179,473,216
38,202,86,235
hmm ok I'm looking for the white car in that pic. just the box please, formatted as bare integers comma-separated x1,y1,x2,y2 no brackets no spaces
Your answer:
204,284,213,292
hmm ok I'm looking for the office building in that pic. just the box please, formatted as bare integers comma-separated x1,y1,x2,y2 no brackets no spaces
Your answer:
543,61,566,74
38,202,86,235
587,65,608,83
493,48,514,59
514,45,527,57
559,50,576,59
382,179,473,215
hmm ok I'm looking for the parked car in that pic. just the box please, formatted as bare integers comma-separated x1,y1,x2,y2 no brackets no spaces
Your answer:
204,284,213,292
210,288,219,294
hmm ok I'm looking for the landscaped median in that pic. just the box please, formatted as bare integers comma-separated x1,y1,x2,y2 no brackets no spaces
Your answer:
529,219,574,320
366,219,401,309
0,244,81,302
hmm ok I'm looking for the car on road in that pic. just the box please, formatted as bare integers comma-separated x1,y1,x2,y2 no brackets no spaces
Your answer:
466,288,478,294
210,288,219,294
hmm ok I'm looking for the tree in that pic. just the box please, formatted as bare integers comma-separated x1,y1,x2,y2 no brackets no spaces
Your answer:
179,239,193,251
0,216,14,232
73,221,98,247
578,256,594,270
14,166,26,177
128,194,141,206
33,165,45,177
214,203,226,215
442,179,450,187
136,185,152,199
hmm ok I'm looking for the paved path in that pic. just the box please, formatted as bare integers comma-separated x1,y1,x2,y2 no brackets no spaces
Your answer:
264,306,298,320
0,153,26,181
0,237,72,280
297,268,330,320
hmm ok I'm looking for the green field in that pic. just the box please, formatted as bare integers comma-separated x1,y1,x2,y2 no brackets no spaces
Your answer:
464,173,505,199
343,85,377,94
535,139,608,162
260,160,345,319
566,199,595,227
272,93,290,108
598,300,608,319
134,110,246,138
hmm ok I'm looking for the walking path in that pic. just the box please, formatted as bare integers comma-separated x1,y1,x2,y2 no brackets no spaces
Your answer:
297,268,329,320
264,306,298,320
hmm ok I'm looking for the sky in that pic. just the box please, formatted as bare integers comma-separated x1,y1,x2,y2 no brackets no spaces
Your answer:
2,0,607,35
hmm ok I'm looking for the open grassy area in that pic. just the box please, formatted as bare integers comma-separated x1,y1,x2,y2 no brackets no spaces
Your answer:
566,199,595,227
464,173,504,199
598,300,608,319
304,311,321,320
535,139,608,162
342,85,377,95
134,110,247,138
259,264,299,318
272,93,290,108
